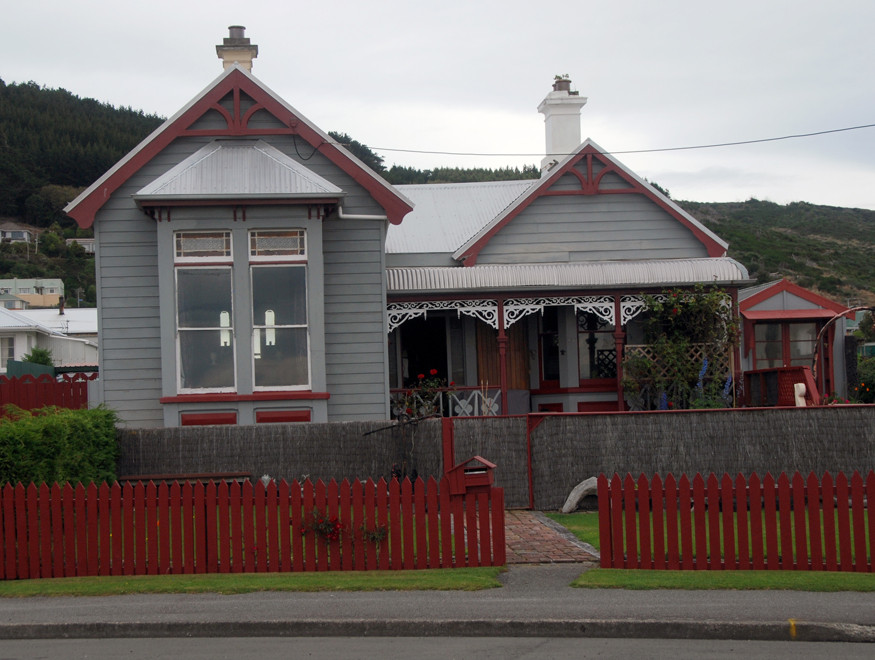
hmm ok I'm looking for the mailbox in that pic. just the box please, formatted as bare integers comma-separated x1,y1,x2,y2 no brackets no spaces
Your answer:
445,456,497,496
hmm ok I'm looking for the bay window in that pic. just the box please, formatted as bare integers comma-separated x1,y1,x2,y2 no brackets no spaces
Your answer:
173,228,310,393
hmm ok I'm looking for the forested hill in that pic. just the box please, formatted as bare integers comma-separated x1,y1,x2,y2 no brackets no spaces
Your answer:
1,81,873,307
682,200,875,306
0,79,164,221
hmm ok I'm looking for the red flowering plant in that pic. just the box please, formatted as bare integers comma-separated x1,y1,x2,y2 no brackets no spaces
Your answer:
299,508,343,544
396,367,454,420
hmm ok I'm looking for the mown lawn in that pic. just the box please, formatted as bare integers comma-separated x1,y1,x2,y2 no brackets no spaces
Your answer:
0,567,505,597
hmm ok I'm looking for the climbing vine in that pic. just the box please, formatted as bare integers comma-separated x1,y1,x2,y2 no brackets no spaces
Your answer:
622,284,739,410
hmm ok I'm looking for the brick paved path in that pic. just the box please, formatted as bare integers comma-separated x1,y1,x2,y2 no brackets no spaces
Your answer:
504,510,599,564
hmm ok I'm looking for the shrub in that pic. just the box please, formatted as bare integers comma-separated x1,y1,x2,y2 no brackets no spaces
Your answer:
0,406,119,485
851,357,875,404
22,347,54,366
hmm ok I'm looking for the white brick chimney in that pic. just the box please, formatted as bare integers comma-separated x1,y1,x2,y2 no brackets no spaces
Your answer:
538,76,587,173
216,26,258,71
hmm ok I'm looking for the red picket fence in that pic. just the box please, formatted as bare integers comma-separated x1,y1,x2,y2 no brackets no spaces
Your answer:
598,471,874,572
0,476,505,580
0,374,96,412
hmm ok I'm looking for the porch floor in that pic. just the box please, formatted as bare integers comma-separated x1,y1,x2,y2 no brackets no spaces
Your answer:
504,510,599,565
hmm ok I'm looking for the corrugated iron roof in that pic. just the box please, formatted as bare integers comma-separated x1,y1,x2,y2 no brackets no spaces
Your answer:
0,308,58,334
387,258,750,294
14,308,98,335
738,279,782,301
386,180,535,253
135,140,344,200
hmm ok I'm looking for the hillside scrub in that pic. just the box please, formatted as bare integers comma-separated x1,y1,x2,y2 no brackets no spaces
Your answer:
0,406,118,485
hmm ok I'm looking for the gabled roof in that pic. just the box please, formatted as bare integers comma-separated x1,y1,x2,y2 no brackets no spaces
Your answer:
65,65,412,227
134,140,343,202
739,279,851,320
452,140,728,265
387,180,535,254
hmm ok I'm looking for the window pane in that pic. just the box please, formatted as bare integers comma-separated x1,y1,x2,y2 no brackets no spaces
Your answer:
754,323,781,342
755,341,783,368
789,323,817,342
540,307,560,382
254,328,308,387
177,269,232,328
179,330,235,389
577,312,616,379
250,230,305,258
252,266,306,326
175,231,231,259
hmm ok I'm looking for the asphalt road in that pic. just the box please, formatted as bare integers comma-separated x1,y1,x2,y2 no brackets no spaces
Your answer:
0,637,873,659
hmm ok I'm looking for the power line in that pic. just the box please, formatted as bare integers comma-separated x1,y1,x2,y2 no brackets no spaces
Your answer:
330,122,875,159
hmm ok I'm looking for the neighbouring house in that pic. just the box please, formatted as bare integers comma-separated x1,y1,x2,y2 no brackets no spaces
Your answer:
0,294,28,310
738,279,852,398
0,308,98,373
65,237,96,254
65,27,750,428
13,307,98,343
0,278,65,309
0,220,36,245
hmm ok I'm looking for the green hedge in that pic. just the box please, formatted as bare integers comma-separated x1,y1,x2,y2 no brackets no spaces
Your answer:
0,406,119,485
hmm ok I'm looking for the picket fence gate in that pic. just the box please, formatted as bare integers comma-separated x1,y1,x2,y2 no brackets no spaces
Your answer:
598,471,874,572
0,476,505,580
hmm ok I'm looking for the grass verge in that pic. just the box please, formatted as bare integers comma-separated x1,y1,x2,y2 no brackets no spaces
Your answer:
574,568,875,591
0,567,504,598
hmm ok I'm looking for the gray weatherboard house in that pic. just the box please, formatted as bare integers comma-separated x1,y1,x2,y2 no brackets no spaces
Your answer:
66,28,754,428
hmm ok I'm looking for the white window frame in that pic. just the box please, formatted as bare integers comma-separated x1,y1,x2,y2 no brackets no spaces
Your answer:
249,229,306,262
249,229,309,391
173,230,236,393
174,266,237,393
174,230,233,264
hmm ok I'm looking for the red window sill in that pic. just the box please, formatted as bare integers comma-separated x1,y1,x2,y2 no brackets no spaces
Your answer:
160,391,330,404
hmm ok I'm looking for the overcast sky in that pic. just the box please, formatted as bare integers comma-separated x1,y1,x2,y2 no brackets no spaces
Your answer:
4,1,875,210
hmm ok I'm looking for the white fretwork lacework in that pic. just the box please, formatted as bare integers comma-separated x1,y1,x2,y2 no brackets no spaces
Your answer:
504,296,616,329
620,294,668,325
387,300,499,332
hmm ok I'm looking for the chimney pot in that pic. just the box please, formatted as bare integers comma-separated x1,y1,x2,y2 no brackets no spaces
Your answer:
217,25,259,71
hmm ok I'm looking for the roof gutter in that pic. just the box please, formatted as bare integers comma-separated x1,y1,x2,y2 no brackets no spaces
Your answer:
336,205,388,221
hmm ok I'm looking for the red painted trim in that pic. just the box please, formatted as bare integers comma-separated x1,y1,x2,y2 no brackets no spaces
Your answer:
441,418,455,471
255,410,311,423
180,412,237,426
537,403,564,412
138,199,340,208
577,401,620,413
456,143,726,264
67,69,412,228
160,391,330,404
742,309,837,320
174,261,233,267
740,279,850,316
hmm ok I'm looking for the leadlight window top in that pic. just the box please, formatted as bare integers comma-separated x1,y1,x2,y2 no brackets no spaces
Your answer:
250,230,306,261
175,231,232,262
